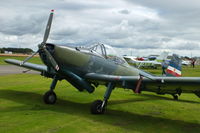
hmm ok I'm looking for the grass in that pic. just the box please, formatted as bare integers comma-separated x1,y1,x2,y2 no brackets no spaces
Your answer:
1,57,200,133
0,74,200,133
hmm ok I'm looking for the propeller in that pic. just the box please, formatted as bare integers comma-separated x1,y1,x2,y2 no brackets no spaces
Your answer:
43,48,59,71
21,10,59,71
42,9,54,45
20,50,39,65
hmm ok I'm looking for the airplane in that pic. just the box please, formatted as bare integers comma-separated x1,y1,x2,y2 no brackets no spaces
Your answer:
4,10,200,114
182,59,191,66
123,52,169,69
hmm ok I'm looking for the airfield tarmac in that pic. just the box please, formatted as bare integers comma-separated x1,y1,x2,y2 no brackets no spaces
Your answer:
0,65,39,75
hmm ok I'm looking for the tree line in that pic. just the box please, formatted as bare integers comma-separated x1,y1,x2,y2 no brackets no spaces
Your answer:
0,47,33,54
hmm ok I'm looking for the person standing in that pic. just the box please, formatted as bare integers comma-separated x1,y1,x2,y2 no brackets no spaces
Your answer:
162,60,168,75
191,59,195,68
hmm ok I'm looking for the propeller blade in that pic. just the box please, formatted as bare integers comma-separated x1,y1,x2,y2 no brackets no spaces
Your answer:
44,48,59,71
21,10,55,67
20,50,39,65
42,9,54,44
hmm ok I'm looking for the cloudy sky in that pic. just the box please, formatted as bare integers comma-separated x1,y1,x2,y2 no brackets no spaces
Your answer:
1,0,200,57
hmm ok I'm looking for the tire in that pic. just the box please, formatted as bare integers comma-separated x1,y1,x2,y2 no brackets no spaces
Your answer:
43,91,57,104
90,100,105,114
173,95,178,100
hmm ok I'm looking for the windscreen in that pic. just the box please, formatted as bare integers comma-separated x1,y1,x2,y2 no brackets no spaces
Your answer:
89,43,128,65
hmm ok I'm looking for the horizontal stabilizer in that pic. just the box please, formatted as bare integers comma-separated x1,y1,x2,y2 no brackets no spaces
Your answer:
157,51,169,61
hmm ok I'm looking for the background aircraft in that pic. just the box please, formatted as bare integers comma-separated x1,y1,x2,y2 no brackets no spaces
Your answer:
5,10,200,114
123,51,169,69
182,60,191,66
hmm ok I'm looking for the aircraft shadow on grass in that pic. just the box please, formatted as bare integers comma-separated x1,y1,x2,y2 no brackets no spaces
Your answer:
0,89,200,132
140,93,200,104
108,97,153,105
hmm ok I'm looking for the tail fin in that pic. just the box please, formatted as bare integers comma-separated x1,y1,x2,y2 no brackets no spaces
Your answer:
157,51,169,61
166,54,182,77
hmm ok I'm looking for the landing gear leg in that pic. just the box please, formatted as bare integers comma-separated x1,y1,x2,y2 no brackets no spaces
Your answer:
172,94,178,100
90,82,115,114
43,76,58,104
134,75,143,93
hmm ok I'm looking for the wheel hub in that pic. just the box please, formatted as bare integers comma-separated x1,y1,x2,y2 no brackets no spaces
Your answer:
48,95,55,102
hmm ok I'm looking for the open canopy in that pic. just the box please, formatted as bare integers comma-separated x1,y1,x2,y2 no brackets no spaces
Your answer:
88,43,128,65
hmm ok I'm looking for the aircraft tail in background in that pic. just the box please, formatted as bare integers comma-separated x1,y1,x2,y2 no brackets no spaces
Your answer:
166,54,182,77
156,51,169,61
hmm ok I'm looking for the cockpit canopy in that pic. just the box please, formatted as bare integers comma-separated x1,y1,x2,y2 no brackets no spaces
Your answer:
88,43,128,65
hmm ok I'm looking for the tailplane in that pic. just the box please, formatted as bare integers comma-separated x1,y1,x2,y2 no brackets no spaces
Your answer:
166,54,182,77
157,51,169,61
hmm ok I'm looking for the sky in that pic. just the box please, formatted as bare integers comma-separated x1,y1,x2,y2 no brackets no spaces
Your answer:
1,0,200,57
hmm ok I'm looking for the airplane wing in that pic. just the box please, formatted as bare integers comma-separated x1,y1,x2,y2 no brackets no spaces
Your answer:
85,73,200,83
4,59,47,72
85,72,200,95
85,73,139,82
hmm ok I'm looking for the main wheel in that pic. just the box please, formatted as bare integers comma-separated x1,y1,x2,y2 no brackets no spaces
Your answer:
90,100,105,114
43,91,57,104
173,94,178,100
90,100,107,114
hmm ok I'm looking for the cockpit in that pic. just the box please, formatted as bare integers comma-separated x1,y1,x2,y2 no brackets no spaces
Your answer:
77,43,128,65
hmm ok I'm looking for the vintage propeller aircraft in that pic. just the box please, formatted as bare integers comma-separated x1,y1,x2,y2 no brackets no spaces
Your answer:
5,10,200,114
123,51,169,69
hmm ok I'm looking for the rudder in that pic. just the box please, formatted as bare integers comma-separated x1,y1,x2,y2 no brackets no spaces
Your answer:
166,54,182,77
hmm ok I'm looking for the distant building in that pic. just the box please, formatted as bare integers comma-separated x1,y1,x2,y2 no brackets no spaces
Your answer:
4,51,13,54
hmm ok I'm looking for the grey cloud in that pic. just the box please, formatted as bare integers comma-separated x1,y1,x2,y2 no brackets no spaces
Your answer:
1,0,200,56
119,9,131,15
163,41,200,50
51,27,79,40
161,37,171,42
57,1,111,11
126,0,200,28
0,14,46,36
126,0,200,12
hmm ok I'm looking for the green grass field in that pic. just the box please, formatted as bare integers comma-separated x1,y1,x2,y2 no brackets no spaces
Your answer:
1,56,200,133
